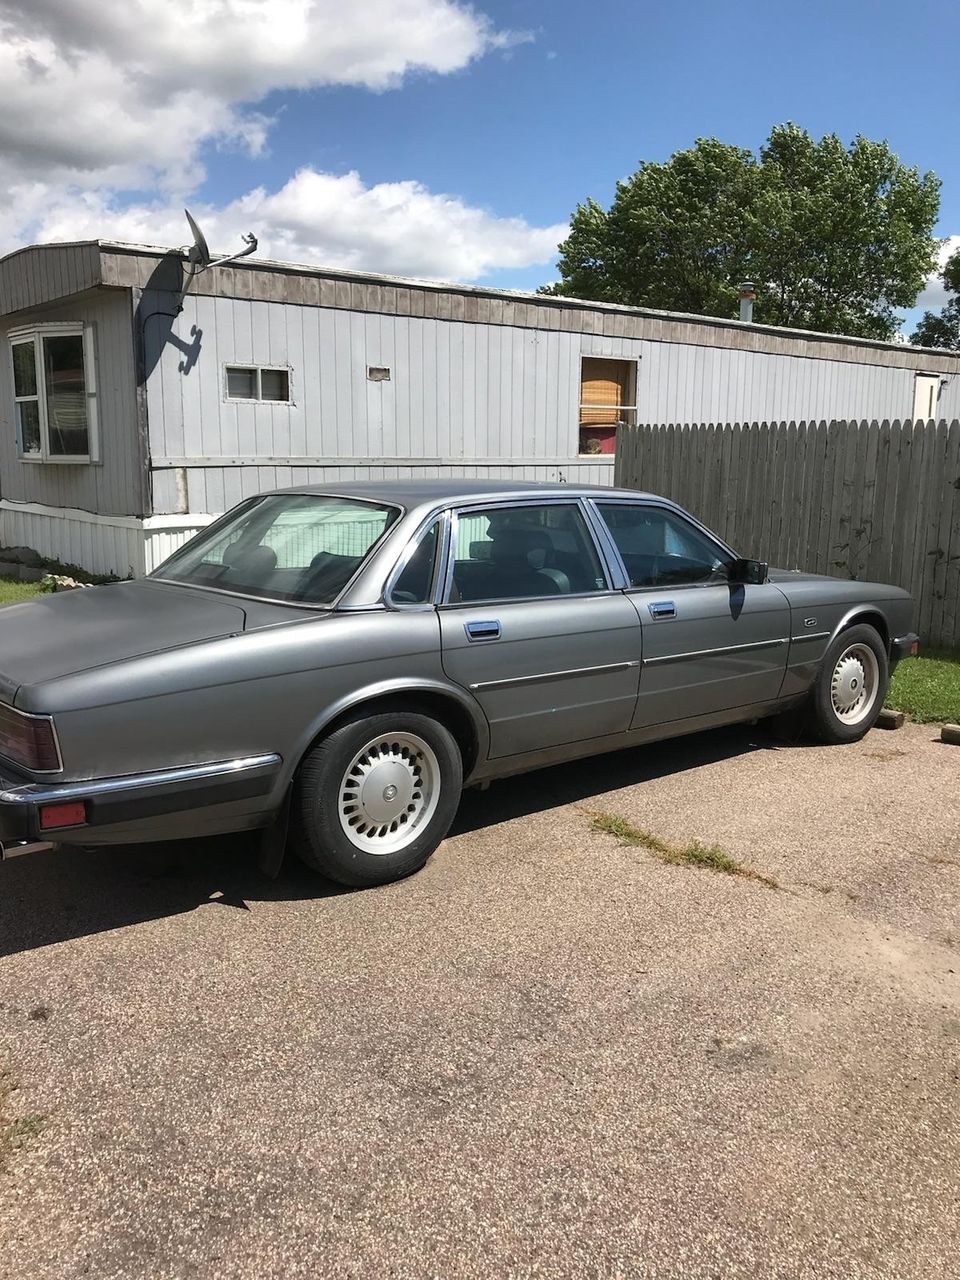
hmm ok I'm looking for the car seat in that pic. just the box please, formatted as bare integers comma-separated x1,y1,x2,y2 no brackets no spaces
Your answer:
488,528,570,597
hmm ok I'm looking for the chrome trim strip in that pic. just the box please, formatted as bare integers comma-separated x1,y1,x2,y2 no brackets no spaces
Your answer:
642,638,788,667
470,660,640,692
789,631,830,643
0,753,282,805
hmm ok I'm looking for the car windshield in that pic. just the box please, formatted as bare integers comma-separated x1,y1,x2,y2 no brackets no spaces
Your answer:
152,494,401,605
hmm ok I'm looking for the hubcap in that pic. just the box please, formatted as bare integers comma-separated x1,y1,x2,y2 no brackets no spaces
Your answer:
830,643,880,725
337,732,440,855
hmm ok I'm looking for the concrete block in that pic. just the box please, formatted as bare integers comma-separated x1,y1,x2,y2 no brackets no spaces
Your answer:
18,566,46,583
876,708,905,730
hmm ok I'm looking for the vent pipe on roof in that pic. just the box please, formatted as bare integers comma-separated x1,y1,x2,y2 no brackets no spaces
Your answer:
738,281,755,323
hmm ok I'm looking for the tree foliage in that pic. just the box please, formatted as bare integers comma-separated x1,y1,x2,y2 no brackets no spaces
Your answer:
911,249,960,349
545,124,940,341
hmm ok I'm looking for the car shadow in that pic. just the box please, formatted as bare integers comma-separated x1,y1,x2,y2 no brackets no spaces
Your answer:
0,723,791,958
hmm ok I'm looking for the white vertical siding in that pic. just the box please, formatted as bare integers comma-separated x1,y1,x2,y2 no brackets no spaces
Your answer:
0,289,145,516
634,341,917,425
141,292,950,517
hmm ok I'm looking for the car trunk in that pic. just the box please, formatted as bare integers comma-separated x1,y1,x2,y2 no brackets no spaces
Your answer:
0,580,253,705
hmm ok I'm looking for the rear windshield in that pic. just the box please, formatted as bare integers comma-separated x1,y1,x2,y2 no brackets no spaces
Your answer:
152,494,400,605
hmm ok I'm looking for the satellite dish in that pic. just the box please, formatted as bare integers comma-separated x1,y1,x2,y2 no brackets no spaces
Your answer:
182,208,258,275
185,208,211,268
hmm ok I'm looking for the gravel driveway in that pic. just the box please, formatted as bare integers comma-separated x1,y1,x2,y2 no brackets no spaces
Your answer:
1,721,959,1279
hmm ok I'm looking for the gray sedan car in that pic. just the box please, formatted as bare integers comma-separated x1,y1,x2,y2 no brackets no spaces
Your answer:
0,481,917,885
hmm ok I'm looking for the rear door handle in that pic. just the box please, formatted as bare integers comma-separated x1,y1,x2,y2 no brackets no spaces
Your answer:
465,619,501,641
648,601,676,619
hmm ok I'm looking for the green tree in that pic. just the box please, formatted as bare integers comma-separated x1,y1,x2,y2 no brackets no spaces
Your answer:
545,124,941,341
911,248,960,349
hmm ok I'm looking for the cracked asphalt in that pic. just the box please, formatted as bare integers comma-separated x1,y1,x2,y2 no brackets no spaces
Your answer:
1,720,959,1279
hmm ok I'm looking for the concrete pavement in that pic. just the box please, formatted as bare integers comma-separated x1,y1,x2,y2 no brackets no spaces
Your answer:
1,721,958,1279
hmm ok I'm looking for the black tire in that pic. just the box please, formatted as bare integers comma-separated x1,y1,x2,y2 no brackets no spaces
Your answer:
806,623,889,744
291,709,463,887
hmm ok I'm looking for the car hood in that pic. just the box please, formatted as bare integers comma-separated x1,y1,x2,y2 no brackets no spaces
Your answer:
0,579,251,704
767,568,834,584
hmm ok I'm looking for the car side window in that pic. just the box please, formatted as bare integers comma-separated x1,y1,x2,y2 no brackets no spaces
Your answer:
448,503,607,603
390,520,440,604
597,503,731,588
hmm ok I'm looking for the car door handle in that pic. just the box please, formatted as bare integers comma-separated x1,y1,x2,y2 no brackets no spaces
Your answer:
465,619,501,641
648,601,677,620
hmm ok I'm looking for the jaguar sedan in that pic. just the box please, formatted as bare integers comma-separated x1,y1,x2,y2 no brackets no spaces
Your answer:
0,481,917,885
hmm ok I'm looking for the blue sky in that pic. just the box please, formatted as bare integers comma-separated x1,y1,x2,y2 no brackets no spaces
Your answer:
3,0,958,328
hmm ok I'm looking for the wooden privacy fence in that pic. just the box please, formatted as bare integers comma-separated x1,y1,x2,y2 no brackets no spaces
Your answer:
614,419,960,651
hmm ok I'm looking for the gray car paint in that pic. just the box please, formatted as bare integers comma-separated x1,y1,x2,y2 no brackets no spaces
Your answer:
0,480,915,848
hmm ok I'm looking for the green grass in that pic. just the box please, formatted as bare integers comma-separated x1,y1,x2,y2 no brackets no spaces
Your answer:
886,650,960,725
588,810,779,889
0,577,43,606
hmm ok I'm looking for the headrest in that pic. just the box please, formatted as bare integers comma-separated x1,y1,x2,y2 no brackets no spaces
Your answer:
489,527,551,570
221,542,278,576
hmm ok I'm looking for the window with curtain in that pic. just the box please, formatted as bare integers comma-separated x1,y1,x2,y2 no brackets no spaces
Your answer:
579,357,636,455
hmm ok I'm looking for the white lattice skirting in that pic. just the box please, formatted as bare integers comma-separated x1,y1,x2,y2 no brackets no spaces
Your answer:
0,500,215,578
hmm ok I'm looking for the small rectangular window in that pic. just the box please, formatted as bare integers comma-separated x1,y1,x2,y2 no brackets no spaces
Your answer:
8,325,95,462
227,366,257,399
260,368,290,402
579,357,636,455
225,365,292,403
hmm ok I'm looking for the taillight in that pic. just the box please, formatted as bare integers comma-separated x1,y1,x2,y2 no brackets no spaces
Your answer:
0,703,61,772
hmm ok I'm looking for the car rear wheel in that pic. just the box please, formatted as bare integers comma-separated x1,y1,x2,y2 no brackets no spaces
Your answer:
807,623,889,743
291,710,463,886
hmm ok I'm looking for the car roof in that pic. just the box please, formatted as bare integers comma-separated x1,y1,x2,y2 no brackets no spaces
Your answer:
268,478,660,511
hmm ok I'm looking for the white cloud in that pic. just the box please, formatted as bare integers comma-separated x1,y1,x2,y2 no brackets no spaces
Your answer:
11,169,567,283
915,235,960,310
0,1,558,282
0,0,524,188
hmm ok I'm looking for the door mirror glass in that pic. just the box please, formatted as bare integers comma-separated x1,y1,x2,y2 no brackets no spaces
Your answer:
727,558,768,585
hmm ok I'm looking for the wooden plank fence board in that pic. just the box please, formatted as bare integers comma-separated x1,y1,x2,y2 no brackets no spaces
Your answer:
616,418,960,650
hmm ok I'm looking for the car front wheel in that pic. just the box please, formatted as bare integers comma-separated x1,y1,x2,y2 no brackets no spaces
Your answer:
291,709,463,886
807,623,889,743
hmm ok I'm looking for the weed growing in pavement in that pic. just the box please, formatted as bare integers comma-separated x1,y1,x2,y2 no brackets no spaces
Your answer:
587,811,779,889
0,1069,47,1168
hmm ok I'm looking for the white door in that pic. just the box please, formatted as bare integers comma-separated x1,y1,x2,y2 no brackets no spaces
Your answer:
913,373,940,422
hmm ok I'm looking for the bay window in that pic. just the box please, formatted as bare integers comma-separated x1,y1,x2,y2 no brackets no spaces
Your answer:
9,324,98,462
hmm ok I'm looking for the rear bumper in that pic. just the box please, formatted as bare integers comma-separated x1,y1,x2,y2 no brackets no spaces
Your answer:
0,753,283,852
890,633,920,667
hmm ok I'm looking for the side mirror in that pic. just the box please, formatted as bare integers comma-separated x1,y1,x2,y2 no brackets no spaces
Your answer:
727,557,768,585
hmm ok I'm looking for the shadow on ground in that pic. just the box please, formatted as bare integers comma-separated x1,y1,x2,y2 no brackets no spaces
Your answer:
0,724,782,957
